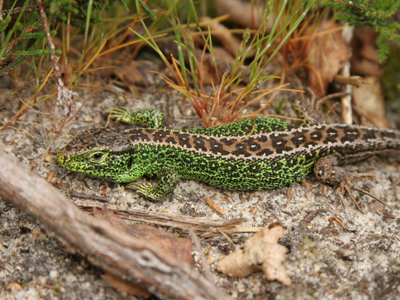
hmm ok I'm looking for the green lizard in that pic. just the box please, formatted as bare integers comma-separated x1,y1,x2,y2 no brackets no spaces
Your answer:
57,108,400,202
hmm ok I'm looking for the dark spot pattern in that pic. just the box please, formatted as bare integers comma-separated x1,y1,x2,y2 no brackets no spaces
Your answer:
154,130,171,142
380,131,397,139
340,128,360,143
256,148,273,156
310,130,322,141
271,135,288,148
175,132,192,148
270,135,293,153
208,138,229,155
248,141,261,151
165,137,176,144
192,135,207,151
258,135,268,142
324,128,339,143
220,137,234,146
291,132,307,147
232,148,252,157
362,129,376,141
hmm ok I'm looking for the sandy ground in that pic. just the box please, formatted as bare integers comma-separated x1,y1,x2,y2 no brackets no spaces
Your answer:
0,79,400,300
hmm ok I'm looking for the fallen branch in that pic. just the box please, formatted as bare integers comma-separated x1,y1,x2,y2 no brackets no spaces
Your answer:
0,150,232,300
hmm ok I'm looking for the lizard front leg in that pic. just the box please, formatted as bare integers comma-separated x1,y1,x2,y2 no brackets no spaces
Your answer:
127,168,180,201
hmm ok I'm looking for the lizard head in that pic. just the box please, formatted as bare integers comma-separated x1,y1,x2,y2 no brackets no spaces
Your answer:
57,127,147,183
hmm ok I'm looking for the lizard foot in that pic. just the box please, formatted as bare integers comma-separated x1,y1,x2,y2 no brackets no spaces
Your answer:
107,108,164,128
315,155,387,212
107,107,133,123
335,175,387,212
126,181,167,201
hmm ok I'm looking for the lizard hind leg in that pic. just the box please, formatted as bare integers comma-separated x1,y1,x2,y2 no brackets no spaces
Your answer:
314,154,387,212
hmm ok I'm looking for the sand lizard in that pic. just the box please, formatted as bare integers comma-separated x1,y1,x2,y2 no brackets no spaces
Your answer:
57,108,400,203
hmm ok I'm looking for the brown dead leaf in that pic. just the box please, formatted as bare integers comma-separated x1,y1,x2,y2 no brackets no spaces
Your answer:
214,0,274,31
200,17,250,58
350,26,384,77
113,61,150,88
352,76,390,128
305,19,351,97
216,223,291,286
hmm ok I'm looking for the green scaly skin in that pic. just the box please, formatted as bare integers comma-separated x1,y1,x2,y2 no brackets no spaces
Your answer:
57,108,400,201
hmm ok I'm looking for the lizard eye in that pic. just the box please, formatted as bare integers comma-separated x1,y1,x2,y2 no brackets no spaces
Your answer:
89,151,108,162
92,153,103,160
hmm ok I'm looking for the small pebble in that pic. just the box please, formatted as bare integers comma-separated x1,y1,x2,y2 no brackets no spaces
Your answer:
49,270,59,281
38,234,47,241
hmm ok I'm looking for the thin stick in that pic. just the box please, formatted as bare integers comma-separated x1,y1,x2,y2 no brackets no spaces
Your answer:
37,0,75,118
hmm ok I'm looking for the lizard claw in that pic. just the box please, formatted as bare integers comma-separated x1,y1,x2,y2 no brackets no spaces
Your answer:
335,175,387,213
107,108,132,123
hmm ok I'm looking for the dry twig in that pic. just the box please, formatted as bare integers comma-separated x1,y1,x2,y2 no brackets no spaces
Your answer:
37,0,76,118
